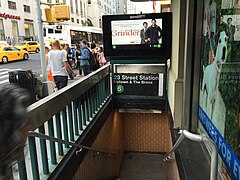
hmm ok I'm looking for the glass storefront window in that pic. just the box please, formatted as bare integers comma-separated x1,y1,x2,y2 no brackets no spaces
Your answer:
0,19,5,40
24,23,34,37
11,21,19,44
198,0,240,179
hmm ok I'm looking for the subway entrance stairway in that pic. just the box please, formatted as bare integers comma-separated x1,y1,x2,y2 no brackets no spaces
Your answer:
13,65,211,180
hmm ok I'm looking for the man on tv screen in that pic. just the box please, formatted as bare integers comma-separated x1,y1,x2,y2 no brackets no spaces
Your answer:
140,22,148,44
145,19,162,45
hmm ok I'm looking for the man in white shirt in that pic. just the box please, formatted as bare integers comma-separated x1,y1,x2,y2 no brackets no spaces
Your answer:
48,40,76,90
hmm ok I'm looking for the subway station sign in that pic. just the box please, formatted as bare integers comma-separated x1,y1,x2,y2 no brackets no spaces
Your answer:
113,73,163,96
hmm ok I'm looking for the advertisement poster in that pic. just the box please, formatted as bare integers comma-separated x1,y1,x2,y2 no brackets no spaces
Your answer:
111,19,162,45
223,15,240,41
199,0,240,179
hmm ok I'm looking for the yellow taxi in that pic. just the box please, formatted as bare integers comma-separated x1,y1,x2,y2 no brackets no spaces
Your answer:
0,46,29,64
15,41,40,53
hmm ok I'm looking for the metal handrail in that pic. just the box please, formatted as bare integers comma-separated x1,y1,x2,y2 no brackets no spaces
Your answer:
27,64,110,131
164,130,218,180
28,131,118,158
15,65,111,180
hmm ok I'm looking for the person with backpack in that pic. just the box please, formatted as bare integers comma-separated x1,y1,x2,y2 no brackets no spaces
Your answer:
76,43,82,76
64,44,74,80
90,43,100,71
80,39,91,76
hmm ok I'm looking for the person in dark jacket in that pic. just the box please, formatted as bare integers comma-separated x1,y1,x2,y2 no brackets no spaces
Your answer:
145,19,162,45
90,43,100,71
140,22,148,44
226,17,236,62
64,44,74,79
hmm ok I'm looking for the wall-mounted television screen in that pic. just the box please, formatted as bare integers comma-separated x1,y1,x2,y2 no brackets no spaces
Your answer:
103,13,172,60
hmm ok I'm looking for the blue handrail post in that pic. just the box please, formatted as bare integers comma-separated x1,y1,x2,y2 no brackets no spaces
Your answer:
82,94,87,126
78,97,83,131
47,117,57,165
62,107,70,148
38,125,49,174
68,103,75,141
73,100,79,136
17,157,27,180
55,113,64,156
28,136,40,180
85,92,90,122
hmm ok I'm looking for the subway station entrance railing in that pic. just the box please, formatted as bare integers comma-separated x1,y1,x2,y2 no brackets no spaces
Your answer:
15,65,111,180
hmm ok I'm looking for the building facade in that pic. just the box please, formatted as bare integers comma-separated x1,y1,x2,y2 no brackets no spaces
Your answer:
127,0,136,14
127,0,170,14
0,0,38,44
0,0,119,44
101,0,117,15
116,0,127,14
41,0,115,29
87,0,117,28
41,0,88,27
87,0,103,28
128,0,152,14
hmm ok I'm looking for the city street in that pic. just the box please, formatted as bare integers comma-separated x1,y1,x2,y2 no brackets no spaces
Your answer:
0,53,42,86
0,53,42,73
0,52,82,87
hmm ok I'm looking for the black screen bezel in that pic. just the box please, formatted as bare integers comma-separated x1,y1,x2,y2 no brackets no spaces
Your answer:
103,13,172,60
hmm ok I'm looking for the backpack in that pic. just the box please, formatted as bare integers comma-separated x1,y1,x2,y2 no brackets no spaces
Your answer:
92,53,100,70
86,48,100,71
66,47,73,61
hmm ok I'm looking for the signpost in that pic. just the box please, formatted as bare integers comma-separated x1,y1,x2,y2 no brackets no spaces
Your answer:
35,0,48,96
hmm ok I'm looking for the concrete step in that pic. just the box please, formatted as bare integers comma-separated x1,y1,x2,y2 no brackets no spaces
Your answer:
118,152,167,180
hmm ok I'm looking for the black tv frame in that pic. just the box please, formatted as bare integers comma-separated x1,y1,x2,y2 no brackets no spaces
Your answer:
102,12,172,61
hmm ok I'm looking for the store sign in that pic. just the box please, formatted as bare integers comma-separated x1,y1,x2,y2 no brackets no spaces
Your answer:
0,13,20,20
199,107,240,180
113,73,163,96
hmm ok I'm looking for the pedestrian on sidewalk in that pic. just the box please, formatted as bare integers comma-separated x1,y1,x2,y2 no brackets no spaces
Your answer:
98,46,106,67
60,43,74,80
76,43,82,76
80,39,91,76
48,40,76,90
45,46,55,92
64,44,74,79
90,43,100,71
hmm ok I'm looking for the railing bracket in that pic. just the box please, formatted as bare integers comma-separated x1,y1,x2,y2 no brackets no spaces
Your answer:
76,148,82,155
164,129,218,180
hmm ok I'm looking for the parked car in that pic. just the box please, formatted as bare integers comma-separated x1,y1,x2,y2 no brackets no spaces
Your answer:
15,41,40,53
0,46,29,63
